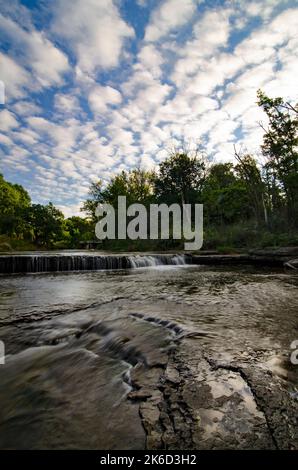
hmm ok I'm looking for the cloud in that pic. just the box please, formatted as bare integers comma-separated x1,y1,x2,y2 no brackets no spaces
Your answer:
0,52,32,100
0,109,19,131
54,93,82,116
0,133,13,147
172,8,232,86
56,202,83,218
26,116,82,155
12,100,42,117
145,0,197,42
88,85,122,115
0,13,70,88
51,0,134,75
137,45,164,78
11,128,40,146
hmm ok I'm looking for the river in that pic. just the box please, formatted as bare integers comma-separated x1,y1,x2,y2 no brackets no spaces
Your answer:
0,263,297,449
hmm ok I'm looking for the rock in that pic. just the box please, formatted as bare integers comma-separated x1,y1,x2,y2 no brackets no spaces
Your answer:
251,247,298,257
284,258,298,269
127,389,153,400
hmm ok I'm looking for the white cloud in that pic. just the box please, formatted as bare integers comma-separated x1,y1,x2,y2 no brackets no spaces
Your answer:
51,0,134,75
0,52,31,100
26,116,81,155
0,109,19,132
137,81,172,108
11,128,39,146
137,45,164,78
54,93,82,115
145,0,197,42
12,100,42,117
88,85,122,115
0,13,70,88
0,133,13,146
172,8,232,86
190,96,219,115
56,202,83,218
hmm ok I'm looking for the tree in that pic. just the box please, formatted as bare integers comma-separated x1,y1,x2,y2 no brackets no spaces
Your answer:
81,180,104,220
257,90,298,225
154,151,206,205
0,174,31,236
233,150,268,225
102,168,154,206
202,163,251,225
26,203,64,246
63,216,94,247
82,169,155,219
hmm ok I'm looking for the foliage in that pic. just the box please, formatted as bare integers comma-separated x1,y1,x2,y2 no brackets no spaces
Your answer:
0,174,31,237
154,151,206,204
25,203,65,246
62,216,94,247
202,163,250,225
80,180,104,220
257,89,298,225
102,168,155,206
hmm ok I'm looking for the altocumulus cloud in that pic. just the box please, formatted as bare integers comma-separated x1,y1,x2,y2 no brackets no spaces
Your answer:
0,0,297,215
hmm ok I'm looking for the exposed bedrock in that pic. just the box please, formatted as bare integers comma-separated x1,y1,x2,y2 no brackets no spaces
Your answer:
124,314,298,450
0,309,297,449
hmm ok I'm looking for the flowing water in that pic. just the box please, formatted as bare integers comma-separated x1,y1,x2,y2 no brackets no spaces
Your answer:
0,262,297,449
0,252,191,273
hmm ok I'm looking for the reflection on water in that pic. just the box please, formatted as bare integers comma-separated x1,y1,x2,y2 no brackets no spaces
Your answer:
0,265,297,449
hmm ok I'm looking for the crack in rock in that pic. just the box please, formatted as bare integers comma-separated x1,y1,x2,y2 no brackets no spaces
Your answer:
202,355,278,449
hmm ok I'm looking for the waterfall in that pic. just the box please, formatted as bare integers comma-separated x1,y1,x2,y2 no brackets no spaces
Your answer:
127,254,190,268
172,255,186,265
0,253,192,274
128,255,162,268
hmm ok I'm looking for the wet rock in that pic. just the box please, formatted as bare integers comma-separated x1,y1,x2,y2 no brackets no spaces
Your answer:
128,389,153,400
251,247,298,257
284,258,298,269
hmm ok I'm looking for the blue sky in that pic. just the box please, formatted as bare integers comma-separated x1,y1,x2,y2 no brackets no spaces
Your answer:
0,0,297,216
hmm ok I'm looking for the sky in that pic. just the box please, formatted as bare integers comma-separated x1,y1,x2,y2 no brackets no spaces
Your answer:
0,0,297,217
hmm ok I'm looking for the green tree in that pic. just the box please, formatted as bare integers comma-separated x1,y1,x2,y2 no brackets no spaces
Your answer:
154,151,206,205
82,169,155,219
63,216,94,247
257,90,298,225
81,180,104,220
0,174,31,236
202,163,250,225
27,203,64,247
102,168,154,206
234,151,268,226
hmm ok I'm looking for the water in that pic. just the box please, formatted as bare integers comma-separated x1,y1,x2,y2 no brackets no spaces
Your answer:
0,252,192,274
0,264,297,449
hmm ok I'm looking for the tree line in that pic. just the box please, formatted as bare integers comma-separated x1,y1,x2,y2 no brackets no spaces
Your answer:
0,91,297,251
0,179,93,250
